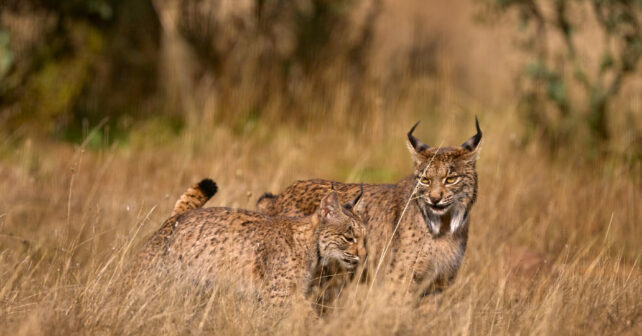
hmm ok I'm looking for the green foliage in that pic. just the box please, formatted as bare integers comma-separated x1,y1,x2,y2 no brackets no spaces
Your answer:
40,0,115,21
525,62,567,107
231,107,263,136
1,0,390,141
24,24,103,131
1,0,161,144
482,0,642,154
0,29,14,81
127,115,185,148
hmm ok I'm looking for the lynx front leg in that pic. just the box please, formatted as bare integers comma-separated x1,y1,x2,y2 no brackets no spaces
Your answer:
265,276,318,317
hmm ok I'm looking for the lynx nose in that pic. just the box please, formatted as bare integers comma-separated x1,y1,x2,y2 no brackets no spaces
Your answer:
429,195,442,205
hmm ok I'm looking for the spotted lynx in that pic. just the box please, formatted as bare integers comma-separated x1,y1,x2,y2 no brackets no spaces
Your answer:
257,118,482,297
134,179,368,307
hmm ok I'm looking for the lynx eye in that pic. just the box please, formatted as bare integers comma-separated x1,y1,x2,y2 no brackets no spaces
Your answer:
419,177,431,185
344,236,356,243
445,176,459,184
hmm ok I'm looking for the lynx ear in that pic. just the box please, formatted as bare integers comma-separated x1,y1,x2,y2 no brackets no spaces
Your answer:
461,116,482,153
319,191,341,219
406,121,429,164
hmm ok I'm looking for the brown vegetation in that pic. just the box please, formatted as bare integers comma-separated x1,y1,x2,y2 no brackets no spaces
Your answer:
0,109,640,334
0,0,640,334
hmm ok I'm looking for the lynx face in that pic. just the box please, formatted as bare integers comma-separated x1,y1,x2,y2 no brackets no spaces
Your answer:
413,149,476,216
316,191,367,271
407,118,482,235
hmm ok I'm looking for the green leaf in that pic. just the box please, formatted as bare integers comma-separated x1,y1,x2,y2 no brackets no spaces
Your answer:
525,61,549,79
0,29,14,80
546,76,567,105
573,63,588,84
599,53,615,73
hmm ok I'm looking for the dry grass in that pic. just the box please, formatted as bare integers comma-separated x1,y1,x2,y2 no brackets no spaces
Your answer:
0,100,640,335
1,0,641,334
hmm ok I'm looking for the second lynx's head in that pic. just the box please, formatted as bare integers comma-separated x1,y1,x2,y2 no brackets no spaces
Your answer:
316,191,367,270
406,117,482,235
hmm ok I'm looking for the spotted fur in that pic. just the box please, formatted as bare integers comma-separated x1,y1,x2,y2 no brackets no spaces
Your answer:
134,184,367,308
256,192,277,213
257,118,482,297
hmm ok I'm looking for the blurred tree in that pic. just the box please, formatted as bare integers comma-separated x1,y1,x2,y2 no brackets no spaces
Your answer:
479,0,641,153
2,0,443,140
0,0,162,142
0,29,14,81
1,0,387,136
175,0,382,125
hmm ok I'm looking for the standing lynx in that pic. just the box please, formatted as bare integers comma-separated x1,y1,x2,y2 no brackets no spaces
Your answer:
257,118,482,297
133,179,368,307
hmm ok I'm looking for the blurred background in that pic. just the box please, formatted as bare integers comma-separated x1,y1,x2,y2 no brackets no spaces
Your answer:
0,1,640,334
1,0,640,157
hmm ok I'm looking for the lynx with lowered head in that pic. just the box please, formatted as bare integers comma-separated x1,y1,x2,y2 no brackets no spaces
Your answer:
134,179,368,308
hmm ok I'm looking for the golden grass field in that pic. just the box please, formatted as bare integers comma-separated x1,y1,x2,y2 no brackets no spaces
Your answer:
1,0,641,334
0,103,640,335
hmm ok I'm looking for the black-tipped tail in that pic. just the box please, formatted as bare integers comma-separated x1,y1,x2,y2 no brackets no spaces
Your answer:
198,178,218,198
171,178,218,217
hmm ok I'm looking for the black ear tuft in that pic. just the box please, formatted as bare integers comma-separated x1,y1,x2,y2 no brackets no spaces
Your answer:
343,184,364,210
407,121,430,152
198,178,218,198
461,115,482,151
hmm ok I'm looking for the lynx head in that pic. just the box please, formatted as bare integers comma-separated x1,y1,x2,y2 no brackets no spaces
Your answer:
314,189,367,271
406,117,482,235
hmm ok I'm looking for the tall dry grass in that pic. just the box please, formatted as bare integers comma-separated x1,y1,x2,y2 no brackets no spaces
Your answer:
1,1,641,334
0,99,639,334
